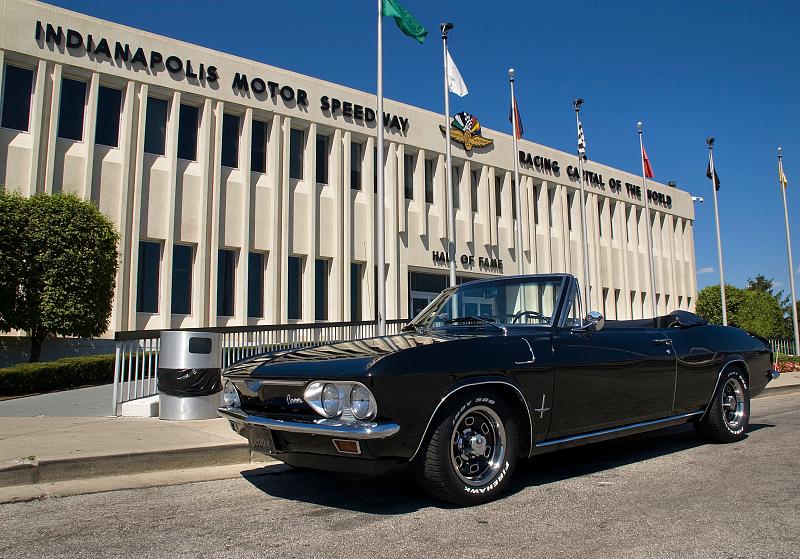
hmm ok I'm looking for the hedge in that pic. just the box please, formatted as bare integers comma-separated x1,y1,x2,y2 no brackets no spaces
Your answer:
0,354,115,397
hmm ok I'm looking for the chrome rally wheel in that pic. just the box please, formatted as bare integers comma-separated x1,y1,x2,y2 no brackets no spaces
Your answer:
695,368,750,443
415,391,518,505
721,376,746,432
450,405,507,487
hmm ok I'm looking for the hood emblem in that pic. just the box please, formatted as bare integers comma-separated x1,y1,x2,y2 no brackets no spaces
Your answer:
286,395,304,406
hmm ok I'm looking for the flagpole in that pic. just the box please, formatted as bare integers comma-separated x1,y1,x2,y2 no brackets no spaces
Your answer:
376,0,386,335
509,69,524,275
707,137,727,325
779,147,799,355
441,23,456,287
637,122,658,318
574,99,591,310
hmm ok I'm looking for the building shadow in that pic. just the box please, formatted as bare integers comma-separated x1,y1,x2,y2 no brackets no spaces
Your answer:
240,422,775,514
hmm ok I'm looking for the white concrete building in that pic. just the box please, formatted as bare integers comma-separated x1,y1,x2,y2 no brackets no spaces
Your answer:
0,0,696,337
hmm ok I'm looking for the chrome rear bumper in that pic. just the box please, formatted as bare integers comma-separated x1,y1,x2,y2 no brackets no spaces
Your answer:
218,406,400,439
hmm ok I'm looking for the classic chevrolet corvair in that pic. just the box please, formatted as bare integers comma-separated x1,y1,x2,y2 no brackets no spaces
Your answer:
219,274,779,504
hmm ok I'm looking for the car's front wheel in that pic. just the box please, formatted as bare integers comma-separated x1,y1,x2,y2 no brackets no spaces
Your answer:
414,391,518,505
694,368,750,443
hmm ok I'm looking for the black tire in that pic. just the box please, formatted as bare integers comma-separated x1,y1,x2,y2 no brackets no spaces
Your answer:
414,391,518,505
694,368,750,443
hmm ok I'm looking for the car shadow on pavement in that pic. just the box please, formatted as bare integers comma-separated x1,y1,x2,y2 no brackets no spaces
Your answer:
240,422,775,514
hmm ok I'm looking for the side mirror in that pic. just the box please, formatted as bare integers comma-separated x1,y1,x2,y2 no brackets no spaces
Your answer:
572,311,605,333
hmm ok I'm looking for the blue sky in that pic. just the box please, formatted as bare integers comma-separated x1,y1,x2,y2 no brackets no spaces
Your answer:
50,0,800,297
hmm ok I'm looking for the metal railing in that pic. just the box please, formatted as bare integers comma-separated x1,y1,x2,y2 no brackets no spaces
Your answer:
769,338,797,357
111,319,406,415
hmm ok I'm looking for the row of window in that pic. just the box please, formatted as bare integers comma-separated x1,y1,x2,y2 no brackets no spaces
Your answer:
1,64,687,242
136,241,365,321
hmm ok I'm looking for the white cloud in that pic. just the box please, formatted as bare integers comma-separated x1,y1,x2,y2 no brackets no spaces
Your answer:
697,266,715,274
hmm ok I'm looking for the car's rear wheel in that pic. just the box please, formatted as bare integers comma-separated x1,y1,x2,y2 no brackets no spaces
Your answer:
414,391,518,505
694,368,750,443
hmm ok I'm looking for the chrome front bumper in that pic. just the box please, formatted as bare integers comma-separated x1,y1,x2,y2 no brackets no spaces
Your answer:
217,406,400,439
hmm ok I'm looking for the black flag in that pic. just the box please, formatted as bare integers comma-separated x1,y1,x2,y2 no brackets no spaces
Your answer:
706,162,720,191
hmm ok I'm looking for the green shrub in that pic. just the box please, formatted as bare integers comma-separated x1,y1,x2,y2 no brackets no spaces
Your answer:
0,354,115,396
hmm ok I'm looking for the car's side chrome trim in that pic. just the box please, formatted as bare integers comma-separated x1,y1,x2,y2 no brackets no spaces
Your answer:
409,380,534,461
700,358,749,422
535,411,703,449
218,406,400,439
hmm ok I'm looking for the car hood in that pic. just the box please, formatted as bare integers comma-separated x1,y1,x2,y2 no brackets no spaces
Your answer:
222,330,485,380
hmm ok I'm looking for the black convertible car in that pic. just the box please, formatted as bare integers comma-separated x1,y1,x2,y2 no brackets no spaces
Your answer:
219,273,779,504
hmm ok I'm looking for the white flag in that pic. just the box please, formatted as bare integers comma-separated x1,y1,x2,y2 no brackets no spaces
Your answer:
446,50,468,97
577,118,587,160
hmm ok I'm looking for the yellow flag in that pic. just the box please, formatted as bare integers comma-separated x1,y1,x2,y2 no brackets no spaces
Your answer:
779,161,789,188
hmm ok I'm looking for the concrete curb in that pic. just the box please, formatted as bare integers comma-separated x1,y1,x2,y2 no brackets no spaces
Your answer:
0,443,267,488
756,384,800,399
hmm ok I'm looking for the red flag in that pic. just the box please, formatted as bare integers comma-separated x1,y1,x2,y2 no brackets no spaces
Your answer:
508,98,523,140
641,143,655,178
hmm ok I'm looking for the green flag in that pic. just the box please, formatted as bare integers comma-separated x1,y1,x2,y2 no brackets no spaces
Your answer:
382,0,427,44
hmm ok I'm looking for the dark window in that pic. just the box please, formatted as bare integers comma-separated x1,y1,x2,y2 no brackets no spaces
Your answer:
177,104,199,161
470,169,479,212
248,252,264,318
289,128,304,180
288,256,302,320
567,193,574,231
316,134,329,184
424,158,434,204
57,78,87,141
548,188,555,226
136,241,160,313
144,97,168,155
351,262,363,321
251,119,267,173
451,165,460,209
532,184,538,224
171,245,192,315
217,249,236,317
598,200,604,237
94,86,122,147
351,141,362,190
1,65,34,131
495,176,502,217
221,113,239,168
315,259,328,321
511,179,517,219
404,153,414,200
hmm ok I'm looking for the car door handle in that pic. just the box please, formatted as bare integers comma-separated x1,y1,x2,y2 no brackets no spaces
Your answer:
653,338,673,345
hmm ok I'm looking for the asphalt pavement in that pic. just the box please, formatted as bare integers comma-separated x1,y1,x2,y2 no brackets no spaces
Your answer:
1,393,797,559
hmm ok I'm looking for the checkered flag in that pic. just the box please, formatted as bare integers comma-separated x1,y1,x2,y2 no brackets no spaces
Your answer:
577,118,587,160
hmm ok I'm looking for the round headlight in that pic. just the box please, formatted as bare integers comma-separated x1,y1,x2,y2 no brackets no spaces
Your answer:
350,384,374,420
321,383,342,417
222,381,241,407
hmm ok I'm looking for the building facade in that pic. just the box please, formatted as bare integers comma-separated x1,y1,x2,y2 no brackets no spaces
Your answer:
0,0,697,337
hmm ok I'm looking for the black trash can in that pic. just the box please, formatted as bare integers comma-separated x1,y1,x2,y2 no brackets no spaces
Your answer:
158,331,222,420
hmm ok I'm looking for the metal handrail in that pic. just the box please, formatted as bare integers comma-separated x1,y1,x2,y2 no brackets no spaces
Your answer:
111,319,407,415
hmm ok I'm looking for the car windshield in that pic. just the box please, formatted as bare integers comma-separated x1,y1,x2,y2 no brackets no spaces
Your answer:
408,276,566,331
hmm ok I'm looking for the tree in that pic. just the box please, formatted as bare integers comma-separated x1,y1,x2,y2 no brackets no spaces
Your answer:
0,192,26,332
695,284,745,326
0,192,119,362
737,289,787,338
696,277,796,339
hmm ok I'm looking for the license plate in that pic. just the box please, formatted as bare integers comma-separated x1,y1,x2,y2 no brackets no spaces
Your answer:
248,427,276,455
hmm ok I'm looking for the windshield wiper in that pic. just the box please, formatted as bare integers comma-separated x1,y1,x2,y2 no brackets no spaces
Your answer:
444,316,507,334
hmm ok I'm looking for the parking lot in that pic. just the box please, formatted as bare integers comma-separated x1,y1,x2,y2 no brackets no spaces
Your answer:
1,392,797,558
